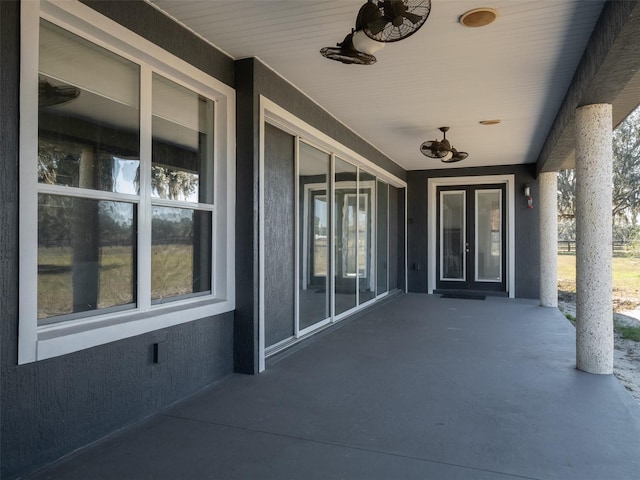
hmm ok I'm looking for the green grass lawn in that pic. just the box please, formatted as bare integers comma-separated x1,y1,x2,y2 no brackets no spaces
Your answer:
558,253,640,307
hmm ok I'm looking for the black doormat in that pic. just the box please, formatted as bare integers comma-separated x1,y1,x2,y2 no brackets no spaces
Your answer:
440,293,486,300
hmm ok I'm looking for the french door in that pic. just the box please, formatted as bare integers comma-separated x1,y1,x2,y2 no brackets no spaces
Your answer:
436,184,506,292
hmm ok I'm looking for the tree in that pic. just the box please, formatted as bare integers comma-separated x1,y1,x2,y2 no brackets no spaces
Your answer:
557,106,640,239
557,168,576,220
612,108,640,223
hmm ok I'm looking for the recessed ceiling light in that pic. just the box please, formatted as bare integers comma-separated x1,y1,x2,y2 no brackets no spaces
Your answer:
479,119,501,125
460,8,498,28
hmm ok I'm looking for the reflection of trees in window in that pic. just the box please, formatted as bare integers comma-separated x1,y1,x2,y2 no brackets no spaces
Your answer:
151,165,198,201
38,140,79,186
38,139,140,193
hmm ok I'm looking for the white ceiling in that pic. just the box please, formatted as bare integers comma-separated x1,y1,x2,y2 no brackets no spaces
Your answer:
149,0,605,171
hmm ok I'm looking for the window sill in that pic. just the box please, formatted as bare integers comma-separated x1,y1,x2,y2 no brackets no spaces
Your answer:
34,298,234,361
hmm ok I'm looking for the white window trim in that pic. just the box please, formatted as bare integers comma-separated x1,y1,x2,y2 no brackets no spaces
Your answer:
19,0,235,364
259,96,407,372
427,175,515,298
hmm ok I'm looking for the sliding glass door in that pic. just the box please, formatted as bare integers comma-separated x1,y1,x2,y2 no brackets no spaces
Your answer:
295,143,397,336
298,142,330,331
264,124,404,356
358,169,375,305
334,158,357,316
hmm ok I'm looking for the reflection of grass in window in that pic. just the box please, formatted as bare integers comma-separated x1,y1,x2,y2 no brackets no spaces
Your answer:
152,244,194,300
314,237,327,276
98,246,134,308
38,245,135,319
38,244,196,318
38,246,73,318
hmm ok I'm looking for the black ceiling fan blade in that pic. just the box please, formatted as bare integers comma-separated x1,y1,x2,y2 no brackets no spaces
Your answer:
356,2,384,30
362,0,431,42
420,140,441,158
403,11,423,24
367,17,389,36
442,148,468,162
382,1,406,18
442,155,465,163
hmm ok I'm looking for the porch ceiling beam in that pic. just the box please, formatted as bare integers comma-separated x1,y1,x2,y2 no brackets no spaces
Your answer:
536,0,640,174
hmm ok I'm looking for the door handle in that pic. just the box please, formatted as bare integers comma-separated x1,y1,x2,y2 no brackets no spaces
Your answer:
465,242,470,253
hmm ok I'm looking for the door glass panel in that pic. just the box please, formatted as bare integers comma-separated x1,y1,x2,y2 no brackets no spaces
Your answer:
299,142,330,329
334,158,357,315
376,180,388,295
359,170,375,304
475,189,502,282
440,191,465,281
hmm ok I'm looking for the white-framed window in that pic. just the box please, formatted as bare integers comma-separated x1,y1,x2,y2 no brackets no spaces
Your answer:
19,1,235,363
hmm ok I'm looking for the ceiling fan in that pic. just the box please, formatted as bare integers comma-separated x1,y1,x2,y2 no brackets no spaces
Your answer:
320,33,377,65
320,1,431,64
420,127,469,163
357,0,431,43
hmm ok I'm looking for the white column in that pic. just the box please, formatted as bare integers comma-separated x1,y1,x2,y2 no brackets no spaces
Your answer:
575,103,613,375
539,172,558,307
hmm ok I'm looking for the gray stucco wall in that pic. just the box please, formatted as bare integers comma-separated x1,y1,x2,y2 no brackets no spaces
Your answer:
264,124,296,346
1,2,234,478
407,164,540,299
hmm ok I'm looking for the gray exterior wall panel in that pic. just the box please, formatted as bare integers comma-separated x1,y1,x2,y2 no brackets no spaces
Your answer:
264,124,296,346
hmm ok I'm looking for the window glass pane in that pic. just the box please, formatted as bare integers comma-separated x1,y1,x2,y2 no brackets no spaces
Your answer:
476,190,502,281
313,196,329,277
38,20,140,193
298,142,329,330
441,191,465,280
152,75,214,204
151,207,212,302
38,194,136,322
334,158,357,315
358,170,375,305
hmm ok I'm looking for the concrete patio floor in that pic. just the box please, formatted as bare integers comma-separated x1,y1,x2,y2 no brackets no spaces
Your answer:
28,294,640,480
